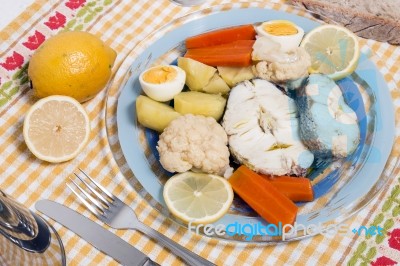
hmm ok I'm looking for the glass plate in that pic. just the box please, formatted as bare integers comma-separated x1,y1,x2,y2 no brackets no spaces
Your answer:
105,2,396,242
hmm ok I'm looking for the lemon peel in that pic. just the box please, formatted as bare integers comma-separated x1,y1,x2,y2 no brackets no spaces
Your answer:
28,31,117,102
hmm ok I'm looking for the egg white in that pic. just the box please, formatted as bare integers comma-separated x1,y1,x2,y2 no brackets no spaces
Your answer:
256,21,304,52
139,65,186,102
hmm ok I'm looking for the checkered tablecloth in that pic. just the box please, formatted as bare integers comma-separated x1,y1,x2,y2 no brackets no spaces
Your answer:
0,0,399,265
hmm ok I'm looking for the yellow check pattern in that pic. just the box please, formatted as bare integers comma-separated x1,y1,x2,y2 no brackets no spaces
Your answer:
0,0,399,265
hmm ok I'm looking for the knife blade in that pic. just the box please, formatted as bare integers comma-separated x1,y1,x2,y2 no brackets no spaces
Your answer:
35,199,155,266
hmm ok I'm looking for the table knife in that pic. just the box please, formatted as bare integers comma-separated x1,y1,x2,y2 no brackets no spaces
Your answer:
35,199,158,266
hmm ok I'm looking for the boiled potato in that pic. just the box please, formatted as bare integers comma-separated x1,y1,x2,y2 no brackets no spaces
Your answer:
178,57,216,91
203,73,230,95
174,91,226,121
136,95,181,132
217,66,255,87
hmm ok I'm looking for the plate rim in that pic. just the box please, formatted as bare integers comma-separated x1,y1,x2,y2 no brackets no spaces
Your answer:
109,4,396,242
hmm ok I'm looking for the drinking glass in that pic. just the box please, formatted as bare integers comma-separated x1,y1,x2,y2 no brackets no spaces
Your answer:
0,190,65,265
170,0,206,6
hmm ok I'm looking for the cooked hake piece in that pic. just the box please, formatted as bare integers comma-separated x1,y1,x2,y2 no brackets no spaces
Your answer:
252,37,311,83
222,79,314,176
296,74,360,159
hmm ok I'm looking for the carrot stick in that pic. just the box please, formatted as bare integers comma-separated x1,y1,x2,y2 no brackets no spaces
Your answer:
190,40,255,51
185,48,252,57
184,51,252,67
228,165,298,227
263,175,314,202
184,39,255,66
185,40,255,56
212,39,255,49
186,24,256,49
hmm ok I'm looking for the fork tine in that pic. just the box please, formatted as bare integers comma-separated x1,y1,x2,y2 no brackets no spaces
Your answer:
74,172,109,206
67,182,102,217
69,177,105,211
78,168,114,200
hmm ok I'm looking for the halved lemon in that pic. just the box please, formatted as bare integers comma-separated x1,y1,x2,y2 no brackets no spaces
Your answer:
23,95,90,163
163,172,233,224
300,24,360,80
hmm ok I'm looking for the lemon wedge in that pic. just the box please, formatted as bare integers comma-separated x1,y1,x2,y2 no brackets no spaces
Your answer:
163,172,233,224
300,24,360,80
23,95,90,163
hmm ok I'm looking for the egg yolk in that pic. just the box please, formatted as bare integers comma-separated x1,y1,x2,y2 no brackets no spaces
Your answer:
142,66,177,84
263,21,298,36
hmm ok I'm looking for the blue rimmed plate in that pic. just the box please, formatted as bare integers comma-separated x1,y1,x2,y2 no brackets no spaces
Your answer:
106,3,395,242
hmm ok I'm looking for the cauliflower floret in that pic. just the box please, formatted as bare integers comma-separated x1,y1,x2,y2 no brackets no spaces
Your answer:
254,47,311,83
157,114,230,175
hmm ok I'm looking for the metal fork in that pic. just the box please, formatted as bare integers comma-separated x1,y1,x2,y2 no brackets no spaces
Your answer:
67,169,215,266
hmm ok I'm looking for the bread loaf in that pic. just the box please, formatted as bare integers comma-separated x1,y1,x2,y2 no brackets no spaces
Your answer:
289,0,400,45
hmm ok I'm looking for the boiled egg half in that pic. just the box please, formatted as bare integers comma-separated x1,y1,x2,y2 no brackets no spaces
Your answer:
256,20,304,52
139,65,186,102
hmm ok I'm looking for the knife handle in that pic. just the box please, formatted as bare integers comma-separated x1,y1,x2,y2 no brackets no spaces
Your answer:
135,222,215,266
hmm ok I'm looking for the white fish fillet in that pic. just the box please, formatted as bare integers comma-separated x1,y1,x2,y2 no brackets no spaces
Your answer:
222,79,314,176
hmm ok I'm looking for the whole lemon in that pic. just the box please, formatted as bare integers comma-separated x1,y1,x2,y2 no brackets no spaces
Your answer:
28,31,117,102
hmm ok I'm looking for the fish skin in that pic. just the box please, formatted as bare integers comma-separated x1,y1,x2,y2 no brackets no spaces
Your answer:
296,74,360,159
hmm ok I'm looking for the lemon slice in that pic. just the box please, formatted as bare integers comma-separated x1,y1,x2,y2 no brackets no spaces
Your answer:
163,172,233,224
23,95,90,163
300,24,360,80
